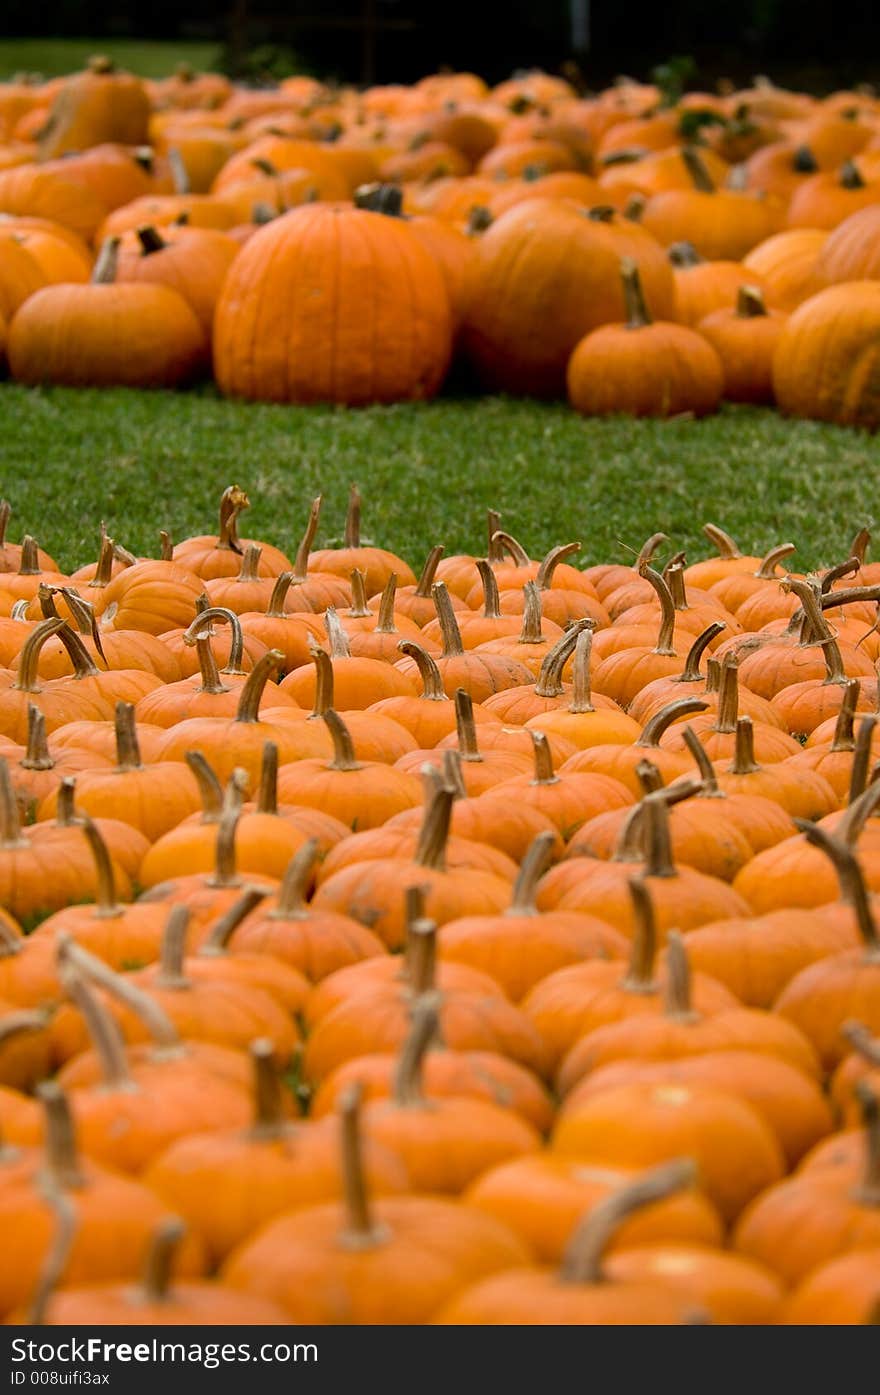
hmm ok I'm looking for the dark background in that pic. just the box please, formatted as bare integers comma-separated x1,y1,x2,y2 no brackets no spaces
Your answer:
7,0,880,90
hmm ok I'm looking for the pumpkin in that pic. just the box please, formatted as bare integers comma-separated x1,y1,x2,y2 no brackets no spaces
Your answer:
640,149,783,259
38,56,150,157
568,257,724,418
697,286,786,404
742,227,828,311
214,204,452,405
782,1249,880,1325
772,280,880,430
8,236,206,389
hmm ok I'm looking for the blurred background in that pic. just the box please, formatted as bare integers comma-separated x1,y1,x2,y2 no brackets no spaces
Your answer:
2,0,880,90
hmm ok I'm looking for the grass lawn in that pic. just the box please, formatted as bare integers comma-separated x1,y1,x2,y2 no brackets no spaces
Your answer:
1,383,879,576
0,38,222,80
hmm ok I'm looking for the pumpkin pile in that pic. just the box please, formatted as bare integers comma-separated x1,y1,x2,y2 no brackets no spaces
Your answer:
5,60,880,423
0,482,879,1325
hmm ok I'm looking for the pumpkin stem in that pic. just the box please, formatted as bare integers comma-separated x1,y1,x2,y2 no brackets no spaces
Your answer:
159,531,173,563
642,790,678,878
157,904,193,986
344,484,361,550
517,581,546,644
59,591,108,666
322,709,361,772
185,750,224,822
729,716,760,774
135,224,166,255
78,816,123,918
568,629,595,714
794,811,880,957
621,257,651,328
635,760,665,795
28,1184,77,1326
529,730,559,786
392,991,440,1108
56,942,130,1088
91,236,120,284
840,159,865,189
702,524,742,561
38,1081,84,1189
486,510,504,563
559,1158,697,1284
638,562,676,656
338,1083,383,1248
347,569,371,619
533,621,590,699
0,1008,47,1044
292,497,322,582
274,839,319,918
637,696,709,748
216,484,249,553
848,717,878,806
784,577,847,684
736,285,768,318
453,688,481,762
842,1021,880,1070
0,916,22,959
234,649,283,723
682,146,716,192
184,606,246,676
54,622,101,681
831,680,860,753
622,877,659,990
248,1038,284,1139
208,771,248,885
324,607,352,660
59,939,182,1054
682,726,720,794
89,531,116,589
21,705,53,771
0,759,26,849
141,1219,186,1303
755,542,796,579
304,642,333,717
491,530,531,568
441,749,467,800
112,701,142,771
375,575,398,633
13,617,65,695
677,622,725,684
414,545,444,599
406,918,437,997
853,1082,880,1204
54,777,78,828
475,559,502,620
851,528,871,567
264,571,294,618
821,557,861,595
192,634,228,696
668,241,701,267
663,930,699,1020
414,783,453,870
396,640,448,702
665,564,688,611
201,885,268,955
713,655,740,733
535,542,581,590
432,581,464,658
16,537,41,577
507,831,556,915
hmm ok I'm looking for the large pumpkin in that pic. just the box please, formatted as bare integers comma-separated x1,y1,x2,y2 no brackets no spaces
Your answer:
38,57,151,158
772,281,880,430
213,204,453,405
461,199,675,397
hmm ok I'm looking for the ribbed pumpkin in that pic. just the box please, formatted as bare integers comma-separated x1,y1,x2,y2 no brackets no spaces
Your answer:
742,228,828,311
697,286,787,404
772,281,880,430
214,204,453,405
115,223,239,338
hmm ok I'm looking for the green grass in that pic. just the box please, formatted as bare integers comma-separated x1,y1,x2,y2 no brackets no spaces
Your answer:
1,384,879,576
0,38,222,80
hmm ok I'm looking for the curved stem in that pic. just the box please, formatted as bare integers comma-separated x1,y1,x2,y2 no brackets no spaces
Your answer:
414,546,444,599
274,839,319,917
414,784,453,870
559,1159,697,1284
822,557,861,595
158,904,192,986
638,562,676,656
507,831,556,914
635,760,665,795
264,571,294,617
234,650,283,723
194,635,228,696
184,607,245,676
306,643,334,717
396,640,448,701
217,484,249,553
662,930,698,1020
201,885,268,954
682,146,716,191
13,618,65,694
702,523,741,560
755,542,796,579
831,680,860,753
38,1082,83,1189
234,544,262,583
185,751,224,820
79,817,122,917
441,749,467,800
682,726,720,793
794,814,880,955
141,1219,185,1303
453,688,481,762
28,1185,77,1325
637,696,709,748
536,542,580,590
676,623,725,683
323,709,361,772
292,497,322,581
621,257,651,327
56,946,130,1088
60,939,182,1052
490,530,530,567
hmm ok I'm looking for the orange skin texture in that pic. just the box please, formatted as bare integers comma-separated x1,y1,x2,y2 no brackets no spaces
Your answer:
558,1054,833,1169
14,1283,288,1327
0,825,132,924
697,301,787,404
42,144,156,214
461,197,675,397
0,166,109,242
732,830,880,914
366,692,499,747
0,1155,205,1319
395,742,535,796
438,907,628,1002
275,760,422,833
38,760,203,843
558,741,693,798
743,228,828,311
602,1244,785,1324
671,260,768,328
214,205,453,406
772,280,880,430
486,768,633,841
8,280,206,389
535,858,750,939
310,1049,554,1134
0,237,47,321
157,715,332,785
569,800,755,882
520,957,739,1075
395,649,535,704
281,655,417,709
819,204,880,283
465,1154,723,1264
433,1268,698,1325
567,318,724,418
222,1196,531,1325
218,898,386,983
641,188,784,260
786,170,880,229
781,1250,880,1324
38,66,150,158
683,908,861,1008
734,1172,880,1286
553,1081,786,1222
263,706,418,765
302,982,545,1083
144,1117,410,1265
303,957,505,1029
772,949,880,1071
315,826,517,885
524,706,641,752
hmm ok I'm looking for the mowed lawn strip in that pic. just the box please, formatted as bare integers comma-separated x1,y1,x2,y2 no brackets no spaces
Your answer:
2,384,879,574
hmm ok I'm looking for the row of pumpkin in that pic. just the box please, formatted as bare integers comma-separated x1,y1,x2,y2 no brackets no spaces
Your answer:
0,485,878,1321
1,61,880,420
